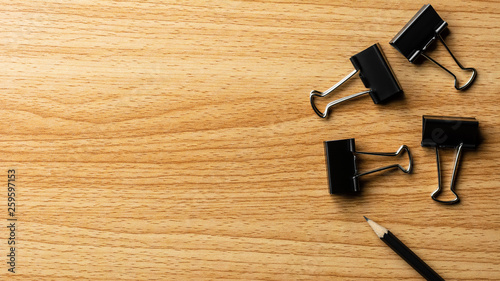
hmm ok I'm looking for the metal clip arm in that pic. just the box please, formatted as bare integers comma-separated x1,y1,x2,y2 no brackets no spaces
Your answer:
431,143,464,204
422,35,477,91
355,145,413,177
309,69,370,118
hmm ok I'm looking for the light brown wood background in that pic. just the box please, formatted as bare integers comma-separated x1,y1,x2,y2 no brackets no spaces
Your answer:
0,0,499,280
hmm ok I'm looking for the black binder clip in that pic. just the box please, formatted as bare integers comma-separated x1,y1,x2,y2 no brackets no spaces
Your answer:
421,115,479,204
324,138,412,194
310,44,403,118
390,4,477,90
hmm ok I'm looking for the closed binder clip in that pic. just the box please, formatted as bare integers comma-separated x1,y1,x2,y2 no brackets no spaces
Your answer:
390,4,477,90
324,138,412,194
310,44,403,118
421,115,479,204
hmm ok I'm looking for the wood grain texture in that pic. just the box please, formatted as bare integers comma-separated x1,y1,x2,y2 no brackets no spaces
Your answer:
0,0,499,280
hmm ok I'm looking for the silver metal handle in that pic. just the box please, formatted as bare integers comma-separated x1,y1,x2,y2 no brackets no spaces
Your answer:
422,35,477,91
355,145,413,178
431,143,464,204
309,69,370,118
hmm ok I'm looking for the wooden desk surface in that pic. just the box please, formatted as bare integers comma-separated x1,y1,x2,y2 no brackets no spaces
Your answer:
1,1,499,280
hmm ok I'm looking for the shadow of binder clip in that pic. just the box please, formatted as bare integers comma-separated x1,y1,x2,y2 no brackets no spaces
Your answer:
324,138,412,194
421,115,479,204
390,4,477,91
309,44,403,118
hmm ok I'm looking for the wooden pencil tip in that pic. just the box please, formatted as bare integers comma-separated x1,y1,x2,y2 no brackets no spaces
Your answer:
365,217,389,238
363,216,369,221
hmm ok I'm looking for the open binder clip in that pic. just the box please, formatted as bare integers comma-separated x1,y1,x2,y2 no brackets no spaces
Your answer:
310,44,403,118
390,4,477,90
421,115,479,204
324,138,412,194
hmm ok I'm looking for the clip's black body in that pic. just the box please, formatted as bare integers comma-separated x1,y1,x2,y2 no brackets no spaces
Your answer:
324,139,359,194
390,4,447,63
350,44,403,104
421,115,479,204
310,44,403,118
422,116,479,149
324,138,412,194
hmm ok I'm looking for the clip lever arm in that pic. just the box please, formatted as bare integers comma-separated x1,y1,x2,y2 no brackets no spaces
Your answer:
310,69,370,118
421,35,477,91
356,145,413,177
431,143,464,204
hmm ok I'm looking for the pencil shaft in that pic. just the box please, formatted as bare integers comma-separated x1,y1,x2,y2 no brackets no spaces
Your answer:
382,231,444,281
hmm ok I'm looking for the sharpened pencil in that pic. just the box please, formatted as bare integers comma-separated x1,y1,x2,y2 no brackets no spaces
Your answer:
364,217,444,281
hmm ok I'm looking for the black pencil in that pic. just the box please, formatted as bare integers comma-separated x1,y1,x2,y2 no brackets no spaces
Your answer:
364,217,444,281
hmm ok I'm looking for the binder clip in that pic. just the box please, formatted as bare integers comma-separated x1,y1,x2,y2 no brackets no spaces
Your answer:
310,44,403,118
390,4,477,90
421,115,479,204
324,138,412,194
